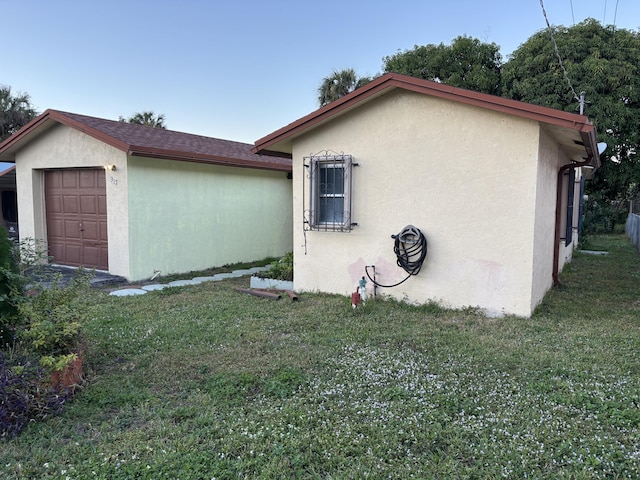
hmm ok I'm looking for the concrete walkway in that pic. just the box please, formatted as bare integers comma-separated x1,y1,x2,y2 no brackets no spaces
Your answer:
26,265,127,290
109,266,270,297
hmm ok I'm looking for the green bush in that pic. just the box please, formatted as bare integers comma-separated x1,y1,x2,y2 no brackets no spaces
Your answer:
0,240,88,438
258,252,293,281
582,193,628,234
18,271,89,371
0,226,23,345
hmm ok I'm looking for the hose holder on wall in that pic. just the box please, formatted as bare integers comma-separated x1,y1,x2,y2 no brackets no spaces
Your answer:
365,225,428,288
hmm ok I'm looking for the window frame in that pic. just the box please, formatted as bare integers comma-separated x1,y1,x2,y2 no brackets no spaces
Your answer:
304,152,355,232
565,167,576,246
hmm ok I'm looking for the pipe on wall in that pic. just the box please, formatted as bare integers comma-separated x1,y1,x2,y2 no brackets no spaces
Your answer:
552,159,591,285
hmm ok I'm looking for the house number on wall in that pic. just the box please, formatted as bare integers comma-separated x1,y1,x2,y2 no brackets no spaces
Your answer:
110,176,119,186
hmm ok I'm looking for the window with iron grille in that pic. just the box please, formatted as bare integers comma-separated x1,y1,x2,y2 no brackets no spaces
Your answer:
303,152,356,232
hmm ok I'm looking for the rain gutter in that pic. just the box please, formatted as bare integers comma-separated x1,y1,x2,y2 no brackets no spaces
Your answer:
552,131,598,285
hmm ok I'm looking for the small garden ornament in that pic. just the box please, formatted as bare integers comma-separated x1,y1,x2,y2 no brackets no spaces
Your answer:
351,276,367,308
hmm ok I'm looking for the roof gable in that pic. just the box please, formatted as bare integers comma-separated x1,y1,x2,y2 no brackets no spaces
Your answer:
253,73,599,168
0,110,291,172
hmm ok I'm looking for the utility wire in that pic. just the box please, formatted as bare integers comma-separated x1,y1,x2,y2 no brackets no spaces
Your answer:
613,0,620,26
603,0,607,24
569,0,575,24
539,0,581,103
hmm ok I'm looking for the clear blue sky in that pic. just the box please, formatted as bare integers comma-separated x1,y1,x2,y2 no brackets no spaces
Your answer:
3,0,639,144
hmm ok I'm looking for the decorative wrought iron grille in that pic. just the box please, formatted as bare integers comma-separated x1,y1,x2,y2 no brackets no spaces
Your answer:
303,151,357,232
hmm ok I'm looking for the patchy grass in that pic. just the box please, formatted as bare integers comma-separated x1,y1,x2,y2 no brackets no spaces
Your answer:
152,258,277,284
1,235,639,479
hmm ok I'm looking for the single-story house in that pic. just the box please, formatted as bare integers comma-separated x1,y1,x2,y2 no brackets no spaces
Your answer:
253,73,600,317
0,110,293,281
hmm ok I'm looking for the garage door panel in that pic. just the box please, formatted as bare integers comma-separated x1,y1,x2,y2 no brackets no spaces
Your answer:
45,169,108,270
64,220,81,239
79,170,98,188
99,220,108,241
64,244,82,266
48,243,64,261
47,171,62,188
80,195,98,214
47,196,62,214
98,195,107,215
82,246,101,266
81,221,99,241
63,195,79,213
47,218,65,239
62,171,78,188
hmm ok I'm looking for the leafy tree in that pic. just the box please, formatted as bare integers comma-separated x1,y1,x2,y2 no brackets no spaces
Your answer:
0,86,37,142
119,111,166,128
317,69,372,107
383,36,503,95
502,19,640,227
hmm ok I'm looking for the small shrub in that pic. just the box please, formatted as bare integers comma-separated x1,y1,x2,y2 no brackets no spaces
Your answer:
12,236,52,276
257,252,293,281
0,226,24,345
18,271,89,371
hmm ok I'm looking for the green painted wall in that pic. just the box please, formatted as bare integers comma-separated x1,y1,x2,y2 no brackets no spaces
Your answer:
127,156,292,281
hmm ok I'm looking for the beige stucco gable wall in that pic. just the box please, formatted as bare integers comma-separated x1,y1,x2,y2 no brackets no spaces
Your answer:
126,156,293,280
291,89,545,316
14,124,130,277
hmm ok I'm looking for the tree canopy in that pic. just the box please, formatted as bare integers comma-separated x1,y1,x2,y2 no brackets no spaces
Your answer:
318,21,640,229
317,69,372,107
502,19,640,211
383,36,503,95
119,111,167,128
0,86,37,142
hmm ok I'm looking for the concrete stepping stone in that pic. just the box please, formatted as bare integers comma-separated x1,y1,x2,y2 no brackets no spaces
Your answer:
192,276,219,283
141,284,167,291
110,288,147,297
110,266,270,298
168,279,201,287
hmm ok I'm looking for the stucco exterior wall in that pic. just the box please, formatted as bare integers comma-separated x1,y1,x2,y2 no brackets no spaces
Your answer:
126,156,292,281
14,125,129,276
291,90,544,317
530,127,584,312
530,127,562,312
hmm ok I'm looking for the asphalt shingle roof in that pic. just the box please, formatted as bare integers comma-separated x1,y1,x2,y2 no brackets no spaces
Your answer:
0,110,292,172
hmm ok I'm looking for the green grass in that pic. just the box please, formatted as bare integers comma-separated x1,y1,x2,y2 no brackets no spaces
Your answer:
2,235,639,479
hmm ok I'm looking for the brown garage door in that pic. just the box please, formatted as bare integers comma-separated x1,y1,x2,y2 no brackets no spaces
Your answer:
45,169,108,270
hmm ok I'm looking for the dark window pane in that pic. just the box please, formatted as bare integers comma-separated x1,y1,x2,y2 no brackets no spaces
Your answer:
2,191,17,223
319,165,344,195
318,197,344,223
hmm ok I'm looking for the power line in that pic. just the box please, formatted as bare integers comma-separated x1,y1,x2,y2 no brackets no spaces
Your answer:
538,0,581,103
603,0,607,24
613,0,620,26
569,0,575,24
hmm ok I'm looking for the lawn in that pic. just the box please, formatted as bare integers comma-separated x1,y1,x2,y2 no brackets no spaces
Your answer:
2,235,639,479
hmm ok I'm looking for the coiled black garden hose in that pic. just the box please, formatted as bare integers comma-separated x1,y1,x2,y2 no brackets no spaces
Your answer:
365,225,427,288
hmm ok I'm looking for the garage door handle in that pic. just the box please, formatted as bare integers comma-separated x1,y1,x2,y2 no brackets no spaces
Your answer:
79,222,84,232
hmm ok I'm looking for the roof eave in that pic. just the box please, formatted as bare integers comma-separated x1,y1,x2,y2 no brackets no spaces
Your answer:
128,147,292,172
579,125,600,169
0,109,131,161
253,73,599,162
